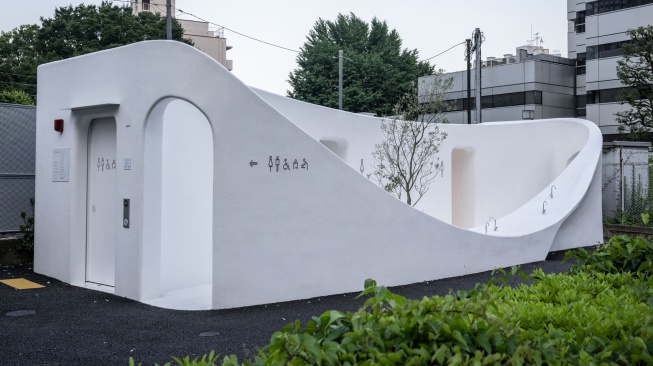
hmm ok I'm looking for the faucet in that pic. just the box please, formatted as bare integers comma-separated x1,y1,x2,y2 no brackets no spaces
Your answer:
485,222,489,234
550,185,556,198
489,217,498,231
542,201,547,214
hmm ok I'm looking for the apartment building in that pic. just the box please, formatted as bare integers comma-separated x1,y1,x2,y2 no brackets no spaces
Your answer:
131,0,233,71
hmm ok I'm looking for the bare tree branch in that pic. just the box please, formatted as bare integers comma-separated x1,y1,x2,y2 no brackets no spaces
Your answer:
372,75,452,206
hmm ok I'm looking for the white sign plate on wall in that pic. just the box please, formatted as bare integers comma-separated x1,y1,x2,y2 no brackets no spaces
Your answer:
52,148,70,182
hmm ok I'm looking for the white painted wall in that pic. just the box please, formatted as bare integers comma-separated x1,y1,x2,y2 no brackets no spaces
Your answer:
255,89,590,230
35,41,603,310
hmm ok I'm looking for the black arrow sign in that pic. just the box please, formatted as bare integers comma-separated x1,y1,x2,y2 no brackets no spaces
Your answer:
249,160,258,167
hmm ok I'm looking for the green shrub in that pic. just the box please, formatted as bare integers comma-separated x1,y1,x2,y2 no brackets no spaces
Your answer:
226,273,651,365
136,237,653,365
129,351,220,366
0,89,34,106
566,234,653,277
17,197,34,251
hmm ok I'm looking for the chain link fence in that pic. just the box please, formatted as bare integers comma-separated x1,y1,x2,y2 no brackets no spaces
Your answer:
0,103,36,232
602,141,653,227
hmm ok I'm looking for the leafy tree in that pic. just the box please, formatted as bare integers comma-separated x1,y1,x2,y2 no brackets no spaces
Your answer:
288,13,434,116
372,75,452,206
616,26,653,135
0,1,190,98
0,89,35,105
0,24,41,98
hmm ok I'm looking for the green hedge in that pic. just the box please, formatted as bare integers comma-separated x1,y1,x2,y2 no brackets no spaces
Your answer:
566,234,653,277
133,235,653,366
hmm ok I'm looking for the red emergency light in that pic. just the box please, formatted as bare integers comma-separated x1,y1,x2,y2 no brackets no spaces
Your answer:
54,119,64,133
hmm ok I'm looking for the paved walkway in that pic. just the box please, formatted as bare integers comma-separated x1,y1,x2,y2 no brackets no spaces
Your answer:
1,251,573,366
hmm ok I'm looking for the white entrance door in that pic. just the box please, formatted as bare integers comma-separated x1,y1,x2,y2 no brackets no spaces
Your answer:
86,118,117,286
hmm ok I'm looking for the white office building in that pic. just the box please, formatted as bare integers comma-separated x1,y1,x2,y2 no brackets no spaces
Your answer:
420,0,653,137
419,47,576,124
568,0,653,137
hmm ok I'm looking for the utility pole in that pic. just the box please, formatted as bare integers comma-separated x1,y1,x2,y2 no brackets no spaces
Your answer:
338,49,343,110
166,0,172,40
465,39,472,125
472,28,483,124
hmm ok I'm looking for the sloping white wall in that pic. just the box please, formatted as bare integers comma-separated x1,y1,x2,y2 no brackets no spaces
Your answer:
254,89,591,230
35,41,602,310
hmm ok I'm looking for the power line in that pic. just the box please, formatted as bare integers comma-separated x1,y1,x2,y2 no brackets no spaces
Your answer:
0,71,37,79
113,1,462,65
107,1,299,52
0,80,36,87
176,9,300,53
421,41,466,61
76,1,464,68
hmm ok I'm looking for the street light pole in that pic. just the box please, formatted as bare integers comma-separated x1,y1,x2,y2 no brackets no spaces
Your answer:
338,49,343,110
466,38,472,125
166,0,172,40
472,28,483,123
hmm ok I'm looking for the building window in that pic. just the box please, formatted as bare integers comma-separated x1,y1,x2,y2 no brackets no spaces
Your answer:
587,41,630,60
481,95,494,109
586,0,653,16
452,99,464,111
576,52,586,75
574,11,586,33
462,97,473,111
576,95,587,117
586,1,596,15
142,0,150,11
599,88,623,104
435,91,543,111
525,91,543,105
586,87,635,104
587,90,597,104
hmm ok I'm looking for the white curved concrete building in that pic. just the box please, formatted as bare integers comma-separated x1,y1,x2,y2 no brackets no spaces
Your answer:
34,41,602,310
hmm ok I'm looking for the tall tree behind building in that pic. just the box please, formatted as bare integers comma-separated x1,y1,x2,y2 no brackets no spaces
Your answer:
288,13,434,116
0,1,190,100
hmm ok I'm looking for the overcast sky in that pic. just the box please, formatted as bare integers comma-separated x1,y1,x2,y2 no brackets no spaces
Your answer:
1,1,569,95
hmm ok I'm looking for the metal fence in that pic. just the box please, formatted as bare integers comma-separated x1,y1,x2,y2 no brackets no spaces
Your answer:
0,103,36,232
602,142,652,226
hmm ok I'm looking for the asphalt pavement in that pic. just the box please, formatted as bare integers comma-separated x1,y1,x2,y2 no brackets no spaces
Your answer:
1,251,574,366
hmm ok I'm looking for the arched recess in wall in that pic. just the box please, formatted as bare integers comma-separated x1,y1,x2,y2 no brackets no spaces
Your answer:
451,147,475,229
143,98,213,301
